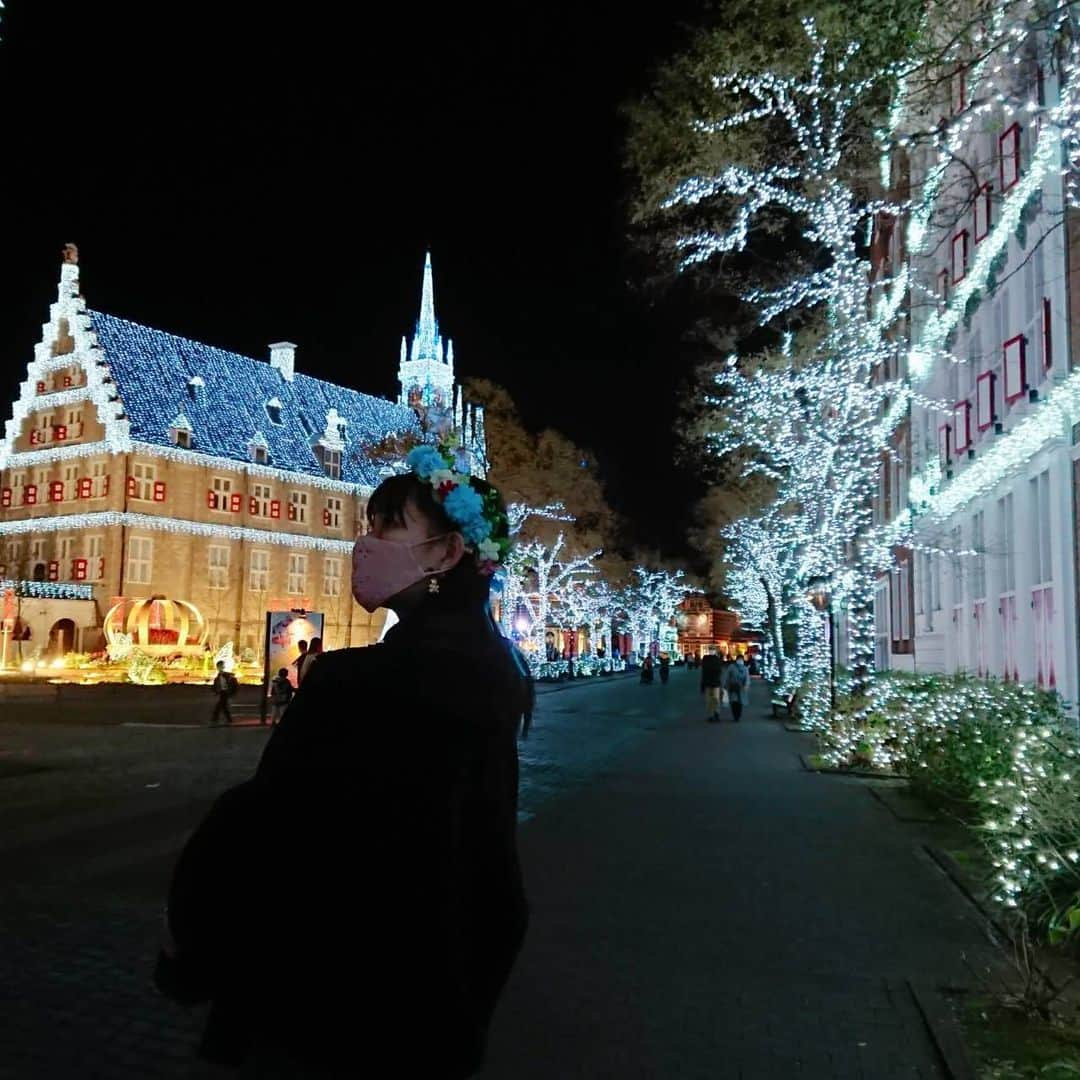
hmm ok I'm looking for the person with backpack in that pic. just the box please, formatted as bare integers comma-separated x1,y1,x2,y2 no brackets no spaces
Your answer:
725,654,750,722
267,667,294,727
210,661,237,726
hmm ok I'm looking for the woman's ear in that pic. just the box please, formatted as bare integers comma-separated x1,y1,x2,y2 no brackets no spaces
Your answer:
424,532,467,574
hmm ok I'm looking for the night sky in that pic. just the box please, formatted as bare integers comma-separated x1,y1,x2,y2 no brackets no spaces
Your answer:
0,3,715,560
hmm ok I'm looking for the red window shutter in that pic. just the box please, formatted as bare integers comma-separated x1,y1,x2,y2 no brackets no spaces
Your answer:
1043,297,1052,369
63,375,72,388
207,489,218,509
98,557,106,580
0,487,10,508
999,123,1021,191
29,430,39,446
54,424,67,441
73,558,87,581
323,508,331,526
974,183,991,242
24,485,36,505
950,231,969,284
938,425,951,468
249,496,258,515
35,380,45,393
49,481,64,502
153,481,166,502
270,500,281,519
288,503,297,521
229,493,242,513
127,475,137,497
976,371,996,431
77,477,92,499
953,401,972,453
1003,334,1027,404
103,475,110,496
47,561,58,582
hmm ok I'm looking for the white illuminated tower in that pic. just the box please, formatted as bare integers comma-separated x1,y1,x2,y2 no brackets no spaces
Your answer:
398,252,455,413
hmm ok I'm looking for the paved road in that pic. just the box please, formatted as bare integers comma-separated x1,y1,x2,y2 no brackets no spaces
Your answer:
0,670,994,1077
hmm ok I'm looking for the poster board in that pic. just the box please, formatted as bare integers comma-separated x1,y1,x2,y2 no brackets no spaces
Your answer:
262,610,324,720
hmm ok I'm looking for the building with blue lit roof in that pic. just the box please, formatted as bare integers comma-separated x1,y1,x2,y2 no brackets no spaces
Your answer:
0,248,485,667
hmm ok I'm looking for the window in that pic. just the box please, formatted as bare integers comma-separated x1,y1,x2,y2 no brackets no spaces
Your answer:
265,399,283,425
936,269,950,311
251,483,272,517
130,461,156,501
287,553,307,595
874,581,890,671
951,230,969,284
208,545,230,590
324,497,343,530
65,408,83,438
1043,298,1053,370
1032,470,1052,585
999,493,1016,593
1003,334,1026,405
91,460,109,497
953,400,971,454
950,66,966,114
5,540,22,571
976,371,996,432
1000,123,1021,191
249,549,270,592
323,557,342,597
289,490,308,524
972,511,986,600
974,183,992,242
209,475,233,511
938,424,951,468
252,444,269,465
87,535,104,581
127,536,153,585
63,465,78,500
175,428,192,449
322,448,341,480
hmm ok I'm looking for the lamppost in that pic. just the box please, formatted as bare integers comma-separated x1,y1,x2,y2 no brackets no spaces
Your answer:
808,581,837,715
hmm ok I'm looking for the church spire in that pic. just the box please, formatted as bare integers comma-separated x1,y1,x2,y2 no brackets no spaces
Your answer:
415,251,439,362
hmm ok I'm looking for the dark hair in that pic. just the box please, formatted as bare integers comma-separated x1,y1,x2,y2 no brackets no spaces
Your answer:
278,668,288,677
366,472,510,610
309,637,322,651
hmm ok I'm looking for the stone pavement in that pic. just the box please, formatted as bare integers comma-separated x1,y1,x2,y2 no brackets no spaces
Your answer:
485,675,994,1079
0,670,996,1077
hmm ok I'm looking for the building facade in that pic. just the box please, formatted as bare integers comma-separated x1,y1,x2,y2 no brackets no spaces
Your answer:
877,19,1080,706
0,249,485,663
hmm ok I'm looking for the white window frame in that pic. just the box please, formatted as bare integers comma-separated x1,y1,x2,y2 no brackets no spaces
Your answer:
211,475,233,512
249,549,270,593
127,536,153,586
86,535,104,581
289,490,308,524
323,556,342,597
287,552,307,596
253,482,272,518
208,545,230,590
132,461,156,501
325,496,343,530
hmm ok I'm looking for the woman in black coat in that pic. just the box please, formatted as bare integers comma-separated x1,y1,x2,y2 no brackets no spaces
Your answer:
156,460,530,1078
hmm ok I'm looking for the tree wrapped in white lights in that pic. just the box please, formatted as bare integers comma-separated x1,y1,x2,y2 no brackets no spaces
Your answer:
662,22,911,708
617,567,693,658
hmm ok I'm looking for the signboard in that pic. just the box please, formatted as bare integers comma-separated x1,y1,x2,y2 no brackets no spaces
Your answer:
264,609,325,692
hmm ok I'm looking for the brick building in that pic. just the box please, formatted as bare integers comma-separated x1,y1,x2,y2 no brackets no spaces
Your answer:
0,249,484,662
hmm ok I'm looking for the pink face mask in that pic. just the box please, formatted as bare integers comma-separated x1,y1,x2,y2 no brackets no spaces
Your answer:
351,533,447,613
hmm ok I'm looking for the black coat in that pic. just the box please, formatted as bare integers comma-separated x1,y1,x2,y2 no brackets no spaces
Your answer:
156,606,530,1077
700,653,724,689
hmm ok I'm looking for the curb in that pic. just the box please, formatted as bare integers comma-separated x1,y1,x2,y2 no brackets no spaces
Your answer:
907,980,976,1080
866,785,940,823
535,671,638,696
798,753,901,781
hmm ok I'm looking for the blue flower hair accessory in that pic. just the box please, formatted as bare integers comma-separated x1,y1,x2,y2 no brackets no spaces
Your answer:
405,441,509,573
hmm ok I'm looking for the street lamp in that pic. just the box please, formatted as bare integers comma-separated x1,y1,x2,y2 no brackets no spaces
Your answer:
808,579,837,715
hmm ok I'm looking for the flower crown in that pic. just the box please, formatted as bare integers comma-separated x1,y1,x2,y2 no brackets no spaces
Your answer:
405,441,510,574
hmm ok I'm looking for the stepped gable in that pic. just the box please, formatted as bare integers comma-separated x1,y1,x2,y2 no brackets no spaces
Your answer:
89,310,418,487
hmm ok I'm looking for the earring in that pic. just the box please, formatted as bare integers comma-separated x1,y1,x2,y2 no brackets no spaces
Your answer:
428,577,441,595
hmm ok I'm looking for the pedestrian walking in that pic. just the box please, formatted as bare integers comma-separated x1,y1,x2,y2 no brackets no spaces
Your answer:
700,647,724,721
296,636,322,685
658,653,670,685
209,661,237,725
725,654,750,722
640,654,654,684
267,667,293,726
156,447,529,1079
